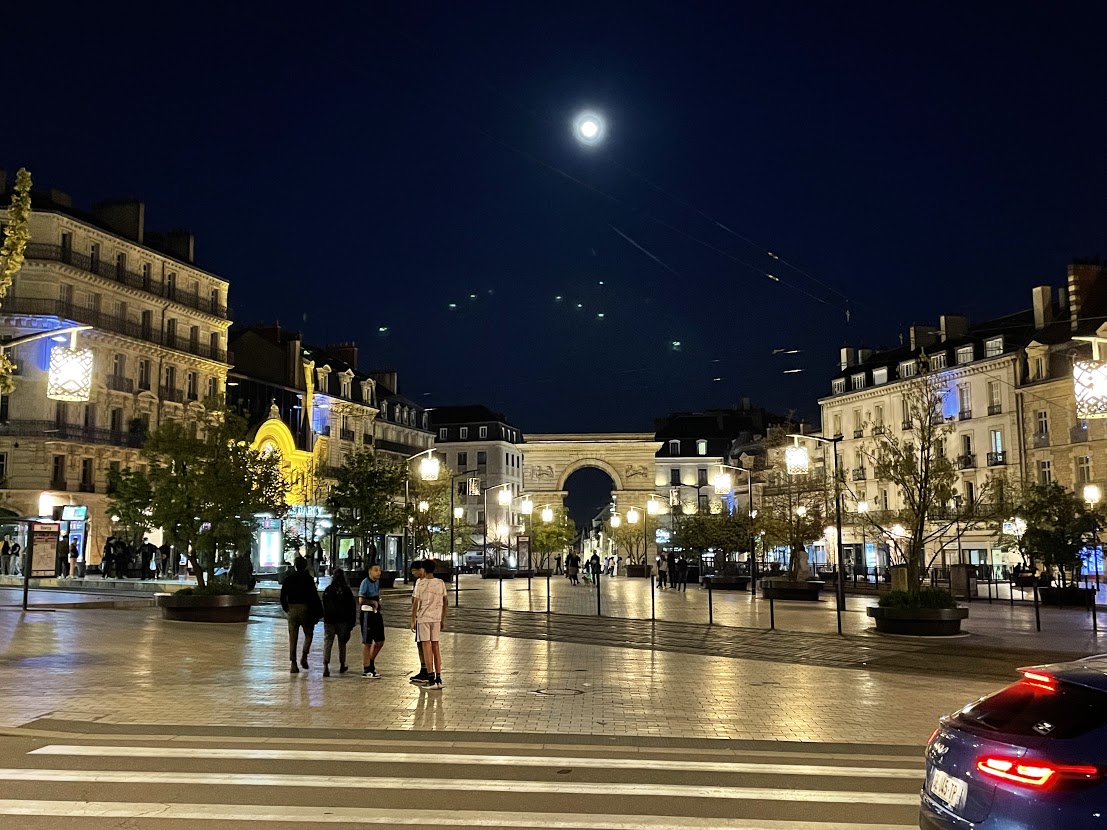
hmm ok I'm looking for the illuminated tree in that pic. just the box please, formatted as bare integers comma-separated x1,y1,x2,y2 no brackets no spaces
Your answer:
0,168,32,393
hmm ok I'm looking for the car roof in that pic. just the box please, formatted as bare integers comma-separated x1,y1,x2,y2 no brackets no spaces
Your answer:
1021,653,1107,694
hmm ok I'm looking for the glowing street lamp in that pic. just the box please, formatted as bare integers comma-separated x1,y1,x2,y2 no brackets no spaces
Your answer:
795,505,808,517
626,507,640,524
610,512,621,528
541,506,554,524
418,454,440,482
452,506,464,520
1085,484,1101,508
573,111,606,146
1073,336,1107,419
497,488,513,507
520,497,534,516
0,325,94,403
712,471,733,495
417,500,429,514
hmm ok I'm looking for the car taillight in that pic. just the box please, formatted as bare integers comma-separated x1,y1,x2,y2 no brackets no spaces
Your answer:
1021,671,1056,691
977,755,1101,788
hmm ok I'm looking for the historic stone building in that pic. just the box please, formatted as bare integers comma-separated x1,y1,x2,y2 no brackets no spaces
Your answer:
0,181,231,566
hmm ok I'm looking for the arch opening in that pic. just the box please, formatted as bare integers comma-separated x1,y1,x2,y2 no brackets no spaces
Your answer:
563,467,615,533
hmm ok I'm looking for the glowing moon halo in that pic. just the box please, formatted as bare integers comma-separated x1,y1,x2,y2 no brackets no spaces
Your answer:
573,111,606,146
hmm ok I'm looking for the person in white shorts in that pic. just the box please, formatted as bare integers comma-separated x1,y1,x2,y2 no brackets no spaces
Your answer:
410,559,447,690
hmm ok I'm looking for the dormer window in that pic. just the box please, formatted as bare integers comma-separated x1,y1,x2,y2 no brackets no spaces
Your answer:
985,337,1003,358
668,439,680,455
460,427,469,439
315,367,330,393
360,380,375,407
900,361,916,379
340,374,352,398
832,378,846,394
696,439,707,456
379,401,387,419
479,425,488,439
956,346,974,365
929,352,947,370
873,367,888,385
851,373,865,391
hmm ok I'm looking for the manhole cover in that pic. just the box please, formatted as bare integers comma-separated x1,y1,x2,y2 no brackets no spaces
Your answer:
533,688,585,696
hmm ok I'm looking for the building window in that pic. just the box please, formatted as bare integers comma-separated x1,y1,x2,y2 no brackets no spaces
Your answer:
900,361,916,378
141,309,153,339
457,451,468,469
696,439,707,456
990,429,1003,453
1038,459,1052,485
832,378,846,394
186,372,198,401
438,428,448,440
479,425,488,439
0,453,7,482
1036,410,1049,436
112,354,125,377
852,409,862,434
873,367,888,385
0,394,8,421
961,433,973,458
670,468,680,486
987,381,1001,413
81,458,94,486
965,481,976,506
460,427,468,440
115,252,126,276
210,288,221,311
340,376,351,398
60,232,72,256
1034,355,1047,380
166,271,177,297
832,414,842,437
164,365,177,392
209,332,221,357
697,468,708,487
958,385,971,416
207,377,218,400
930,352,947,370
110,408,124,434
476,450,487,465
51,455,66,485
138,359,151,390
956,346,974,365
985,337,1003,358
851,373,865,391
1077,454,1092,485
668,439,680,455
89,242,100,271
166,318,177,343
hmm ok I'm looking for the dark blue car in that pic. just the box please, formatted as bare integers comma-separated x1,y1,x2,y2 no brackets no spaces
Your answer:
921,654,1107,829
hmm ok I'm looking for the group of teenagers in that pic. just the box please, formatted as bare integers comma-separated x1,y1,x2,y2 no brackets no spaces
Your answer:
279,556,448,688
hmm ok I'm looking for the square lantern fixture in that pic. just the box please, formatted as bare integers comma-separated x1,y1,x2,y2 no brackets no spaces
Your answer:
47,345,94,402
785,443,810,475
418,454,440,481
1074,337,1107,419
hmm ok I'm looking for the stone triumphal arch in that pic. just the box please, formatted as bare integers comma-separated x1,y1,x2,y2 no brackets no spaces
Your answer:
521,433,662,512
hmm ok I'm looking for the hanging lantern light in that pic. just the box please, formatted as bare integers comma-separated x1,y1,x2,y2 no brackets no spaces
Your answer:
646,497,660,516
1074,336,1107,419
47,343,94,402
610,512,621,528
418,453,440,481
520,497,534,515
712,471,733,495
541,506,554,523
785,441,810,475
626,507,640,524
497,487,512,506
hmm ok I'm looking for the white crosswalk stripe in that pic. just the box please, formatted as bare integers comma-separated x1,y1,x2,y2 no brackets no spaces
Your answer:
1,737,925,828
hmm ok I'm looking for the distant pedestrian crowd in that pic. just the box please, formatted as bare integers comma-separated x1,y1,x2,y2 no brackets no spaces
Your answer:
280,557,447,689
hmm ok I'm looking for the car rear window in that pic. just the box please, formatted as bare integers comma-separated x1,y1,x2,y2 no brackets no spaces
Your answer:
955,680,1107,739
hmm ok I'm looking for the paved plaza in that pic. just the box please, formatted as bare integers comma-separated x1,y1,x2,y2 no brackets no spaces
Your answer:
0,576,1099,827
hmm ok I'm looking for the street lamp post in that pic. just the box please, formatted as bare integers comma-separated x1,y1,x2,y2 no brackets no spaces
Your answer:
786,433,846,635
1084,484,1101,634
483,482,513,572
857,500,869,584
402,449,440,582
714,462,759,596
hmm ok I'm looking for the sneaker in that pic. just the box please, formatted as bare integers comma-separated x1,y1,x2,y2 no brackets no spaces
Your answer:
367,670,381,679
409,672,429,685
428,678,443,690
339,665,349,674
362,668,372,678
434,676,444,688
323,666,330,677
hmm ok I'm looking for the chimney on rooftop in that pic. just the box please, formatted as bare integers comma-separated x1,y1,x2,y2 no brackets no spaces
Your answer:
1031,286,1053,329
327,342,359,369
1068,261,1107,331
47,189,72,208
909,325,939,350
92,200,146,244
939,315,969,342
839,346,856,370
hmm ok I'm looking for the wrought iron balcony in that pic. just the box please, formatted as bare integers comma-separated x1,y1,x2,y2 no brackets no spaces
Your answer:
339,428,356,441
956,453,976,470
872,425,886,435
159,386,184,404
852,429,864,439
987,403,1002,415
959,410,972,421
24,242,231,319
851,468,867,481
106,375,134,393
901,421,913,431
1032,432,1051,448
987,450,1007,466
1071,424,1089,444
49,479,68,491
0,420,143,448
78,482,96,493
0,297,228,362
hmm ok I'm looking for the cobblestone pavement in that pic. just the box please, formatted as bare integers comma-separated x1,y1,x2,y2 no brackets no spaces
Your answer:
0,598,999,746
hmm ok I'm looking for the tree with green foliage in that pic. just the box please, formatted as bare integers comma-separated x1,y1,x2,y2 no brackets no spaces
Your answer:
326,448,407,564
409,465,457,559
531,508,576,569
105,468,155,549
116,406,286,589
672,511,752,562
605,512,661,564
1008,482,1100,587
0,168,32,393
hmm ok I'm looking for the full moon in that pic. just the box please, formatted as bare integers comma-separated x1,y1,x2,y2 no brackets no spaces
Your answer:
573,111,606,145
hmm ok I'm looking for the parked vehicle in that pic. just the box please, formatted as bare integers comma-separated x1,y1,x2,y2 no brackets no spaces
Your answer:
921,654,1107,829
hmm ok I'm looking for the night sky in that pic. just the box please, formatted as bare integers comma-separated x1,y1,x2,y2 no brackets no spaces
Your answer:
7,2,1106,433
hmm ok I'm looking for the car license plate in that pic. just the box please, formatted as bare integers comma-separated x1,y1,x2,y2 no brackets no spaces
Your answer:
929,768,968,811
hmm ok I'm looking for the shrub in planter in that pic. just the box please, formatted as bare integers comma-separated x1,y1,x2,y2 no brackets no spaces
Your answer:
869,588,966,635
877,588,957,610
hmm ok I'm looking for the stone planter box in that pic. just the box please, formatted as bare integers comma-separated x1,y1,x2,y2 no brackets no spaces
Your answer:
702,575,750,591
481,568,516,579
1039,586,1096,607
625,564,653,578
867,605,968,636
154,592,259,623
761,578,824,601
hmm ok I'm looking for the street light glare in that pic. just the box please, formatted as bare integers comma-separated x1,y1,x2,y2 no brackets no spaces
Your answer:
573,111,606,146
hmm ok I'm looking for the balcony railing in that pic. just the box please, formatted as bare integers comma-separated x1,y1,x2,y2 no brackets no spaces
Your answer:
159,386,184,404
987,451,1007,466
851,468,866,481
106,374,134,393
78,482,96,493
25,242,230,319
339,428,356,441
901,421,913,431
957,453,976,470
872,425,886,435
362,433,373,445
317,465,344,479
0,297,228,362
959,410,972,421
0,420,144,448
987,403,1002,415
852,429,864,439
1032,432,1051,448
1071,424,1089,444
49,479,68,491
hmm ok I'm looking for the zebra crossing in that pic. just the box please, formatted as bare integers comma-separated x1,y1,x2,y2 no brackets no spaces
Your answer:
0,732,925,828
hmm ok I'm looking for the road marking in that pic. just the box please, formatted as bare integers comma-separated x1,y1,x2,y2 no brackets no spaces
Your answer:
0,800,915,828
31,744,923,778
0,768,919,804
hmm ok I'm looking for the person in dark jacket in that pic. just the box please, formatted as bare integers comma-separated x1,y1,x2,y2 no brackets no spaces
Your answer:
280,556,323,674
321,568,357,677
230,551,255,590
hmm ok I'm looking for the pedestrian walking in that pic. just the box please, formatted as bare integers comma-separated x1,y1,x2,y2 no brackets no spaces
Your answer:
411,559,447,690
566,552,579,585
0,535,11,576
554,554,562,575
68,537,80,578
101,537,115,578
675,556,689,592
139,538,154,579
280,556,323,674
359,563,386,678
230,551,255,590
407,561,433,685
114,539,130,579
9,541,21,577
314,542,326,578
321,568,356,677
656,554,668,589
589,552,601,581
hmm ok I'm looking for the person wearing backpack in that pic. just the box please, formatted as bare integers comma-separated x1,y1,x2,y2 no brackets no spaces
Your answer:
321,568,357,677
280,556,323,674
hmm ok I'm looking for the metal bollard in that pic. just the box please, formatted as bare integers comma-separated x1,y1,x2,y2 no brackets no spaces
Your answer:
769,595,775,630
455,569,460,608
708,577,713,625
499,575,503,611
596,569,601,617
1033,583,1041,632
650,566,655,621
546,571,551,615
